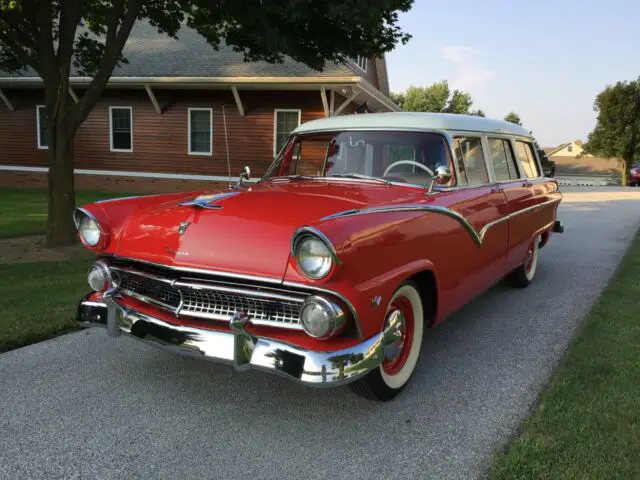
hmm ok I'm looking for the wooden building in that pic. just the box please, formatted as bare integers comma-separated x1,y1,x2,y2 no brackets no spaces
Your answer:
0,22,398,193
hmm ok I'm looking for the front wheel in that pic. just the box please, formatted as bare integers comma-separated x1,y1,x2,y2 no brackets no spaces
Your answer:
505,234,541,288
349,282,424,401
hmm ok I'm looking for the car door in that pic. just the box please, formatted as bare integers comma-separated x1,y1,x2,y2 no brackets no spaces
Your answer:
486,137,529,275
503,139,552,270
446,135,509,303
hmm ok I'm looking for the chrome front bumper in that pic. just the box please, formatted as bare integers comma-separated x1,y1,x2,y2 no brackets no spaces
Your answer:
77,289,402,387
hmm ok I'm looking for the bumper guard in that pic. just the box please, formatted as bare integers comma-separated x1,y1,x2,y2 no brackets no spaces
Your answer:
77,288,401,387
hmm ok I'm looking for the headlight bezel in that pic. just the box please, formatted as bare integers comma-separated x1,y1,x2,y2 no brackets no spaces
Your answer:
73,208,109,249
299,295,346,339
291,227,341,280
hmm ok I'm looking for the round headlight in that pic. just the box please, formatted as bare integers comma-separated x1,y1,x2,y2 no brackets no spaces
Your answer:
87,262,111,292
78,213,101,247
300,296,345,339
296,237,333,279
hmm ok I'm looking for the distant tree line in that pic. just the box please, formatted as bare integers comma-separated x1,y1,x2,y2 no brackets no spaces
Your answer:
391,82,521,125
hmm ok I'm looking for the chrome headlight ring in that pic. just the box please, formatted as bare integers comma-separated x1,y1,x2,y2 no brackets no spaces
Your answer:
299,295,346,339
87,260,113,292
291,227,341,280
73,208,107,248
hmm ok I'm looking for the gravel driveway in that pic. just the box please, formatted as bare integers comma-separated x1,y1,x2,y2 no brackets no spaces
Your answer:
1,187,639,480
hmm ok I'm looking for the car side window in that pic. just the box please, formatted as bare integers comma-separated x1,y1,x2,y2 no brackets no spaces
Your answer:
454,137,489,186
514,141,541,179
488,138,520,181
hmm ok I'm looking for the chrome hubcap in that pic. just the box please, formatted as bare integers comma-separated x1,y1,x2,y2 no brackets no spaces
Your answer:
383,309,406,361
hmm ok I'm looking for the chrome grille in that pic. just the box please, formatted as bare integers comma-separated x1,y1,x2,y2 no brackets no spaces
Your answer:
112,267,304,329
181,288,302,326
117,270,181,310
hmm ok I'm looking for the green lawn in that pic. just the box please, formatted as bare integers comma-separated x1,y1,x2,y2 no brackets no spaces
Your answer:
492,231,640,479
0,187,129,238
0,258,92,353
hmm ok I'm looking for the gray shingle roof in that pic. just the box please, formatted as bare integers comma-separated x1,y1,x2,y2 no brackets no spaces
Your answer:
1,21,360,79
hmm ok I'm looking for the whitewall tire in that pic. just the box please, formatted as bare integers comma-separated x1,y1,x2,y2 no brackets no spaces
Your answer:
349,282,424,401
506,235,541,288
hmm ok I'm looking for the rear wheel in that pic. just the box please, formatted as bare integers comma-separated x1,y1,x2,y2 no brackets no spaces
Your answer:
349,282,424,401
505,235,541,288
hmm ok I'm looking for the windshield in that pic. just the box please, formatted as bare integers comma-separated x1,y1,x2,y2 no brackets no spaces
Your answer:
263,130,456,187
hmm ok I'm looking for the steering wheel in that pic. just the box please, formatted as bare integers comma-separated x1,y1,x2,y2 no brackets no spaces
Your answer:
383,160,434,177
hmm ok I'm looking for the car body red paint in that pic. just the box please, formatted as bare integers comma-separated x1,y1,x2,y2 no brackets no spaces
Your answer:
75,113,563,394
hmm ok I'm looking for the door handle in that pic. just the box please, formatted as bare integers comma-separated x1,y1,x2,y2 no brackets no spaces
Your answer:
491,186,504,193
522,181,533,188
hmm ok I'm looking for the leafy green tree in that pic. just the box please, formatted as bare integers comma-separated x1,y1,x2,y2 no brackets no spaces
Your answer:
392,81,480,115
582,78,640,185
504,111,522,125
470,109,486,117
0,0,413,246
390,91,406,109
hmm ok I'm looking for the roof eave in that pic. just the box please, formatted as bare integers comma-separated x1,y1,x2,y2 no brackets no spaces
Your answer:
357,78,401,112
0,75,363,88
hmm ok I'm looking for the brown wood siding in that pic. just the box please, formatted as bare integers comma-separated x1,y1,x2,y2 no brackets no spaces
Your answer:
0,88,340,178
364,60,380,91
0,89,48,167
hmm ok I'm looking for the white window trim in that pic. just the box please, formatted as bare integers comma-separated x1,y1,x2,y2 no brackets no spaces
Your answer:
36,105,48,150
273,109,302,157
188,107,213,156
109,106,133,153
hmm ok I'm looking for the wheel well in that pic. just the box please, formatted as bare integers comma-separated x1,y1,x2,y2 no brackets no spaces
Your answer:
539,231,550,249
409,270,438,327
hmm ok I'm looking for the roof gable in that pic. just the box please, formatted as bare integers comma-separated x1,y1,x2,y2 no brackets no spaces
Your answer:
0,21,364,80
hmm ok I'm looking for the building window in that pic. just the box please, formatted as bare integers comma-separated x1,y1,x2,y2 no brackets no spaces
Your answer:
36,105,48,149
274,109,301,156
188,108,213,155
109,106,133,152
567,145,573,153
353,56,368,71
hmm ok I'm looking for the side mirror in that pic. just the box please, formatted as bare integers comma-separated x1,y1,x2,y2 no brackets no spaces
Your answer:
237,166,251,187
427,166,452,193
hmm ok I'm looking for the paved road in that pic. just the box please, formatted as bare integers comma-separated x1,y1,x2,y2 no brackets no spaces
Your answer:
1,187,639,480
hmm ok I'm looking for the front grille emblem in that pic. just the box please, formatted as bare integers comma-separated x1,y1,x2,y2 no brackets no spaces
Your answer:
178,221,190,235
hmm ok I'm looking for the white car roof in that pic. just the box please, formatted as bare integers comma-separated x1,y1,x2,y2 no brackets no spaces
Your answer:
293,112,532,137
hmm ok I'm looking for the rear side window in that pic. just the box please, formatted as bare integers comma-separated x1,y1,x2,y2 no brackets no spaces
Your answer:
514,141,541,178
454,137,489,186
488,138,519,181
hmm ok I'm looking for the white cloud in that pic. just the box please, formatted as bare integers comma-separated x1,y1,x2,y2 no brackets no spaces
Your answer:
441,46,493,91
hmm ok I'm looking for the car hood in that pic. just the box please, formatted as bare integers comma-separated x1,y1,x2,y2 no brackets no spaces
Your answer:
115,180,419,280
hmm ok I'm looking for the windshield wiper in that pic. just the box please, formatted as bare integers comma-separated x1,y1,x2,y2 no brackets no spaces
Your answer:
329,173,390,184
265,175,316,182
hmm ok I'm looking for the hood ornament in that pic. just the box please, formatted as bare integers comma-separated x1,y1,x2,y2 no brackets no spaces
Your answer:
179,191,240,209
178,221,190,235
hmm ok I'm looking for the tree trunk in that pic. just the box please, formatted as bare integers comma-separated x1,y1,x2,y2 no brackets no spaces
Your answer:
621,158,629,186
46,121,77,247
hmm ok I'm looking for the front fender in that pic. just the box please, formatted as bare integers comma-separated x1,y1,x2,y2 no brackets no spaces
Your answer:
283,210,447,339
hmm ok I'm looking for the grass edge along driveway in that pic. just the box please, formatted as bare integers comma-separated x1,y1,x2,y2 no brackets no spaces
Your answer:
0,258,92,353
491,229,640,479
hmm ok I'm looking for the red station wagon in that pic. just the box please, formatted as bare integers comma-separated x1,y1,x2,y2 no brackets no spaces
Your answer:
75,112,564,401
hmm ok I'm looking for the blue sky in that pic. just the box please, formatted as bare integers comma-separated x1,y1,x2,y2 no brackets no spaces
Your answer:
386,0,639,147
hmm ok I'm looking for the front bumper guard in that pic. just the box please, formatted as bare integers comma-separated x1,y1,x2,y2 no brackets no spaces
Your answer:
77,289,402,387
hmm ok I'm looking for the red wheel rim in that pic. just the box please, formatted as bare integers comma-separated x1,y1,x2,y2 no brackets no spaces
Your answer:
382,296,415,376
524,241,535,273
